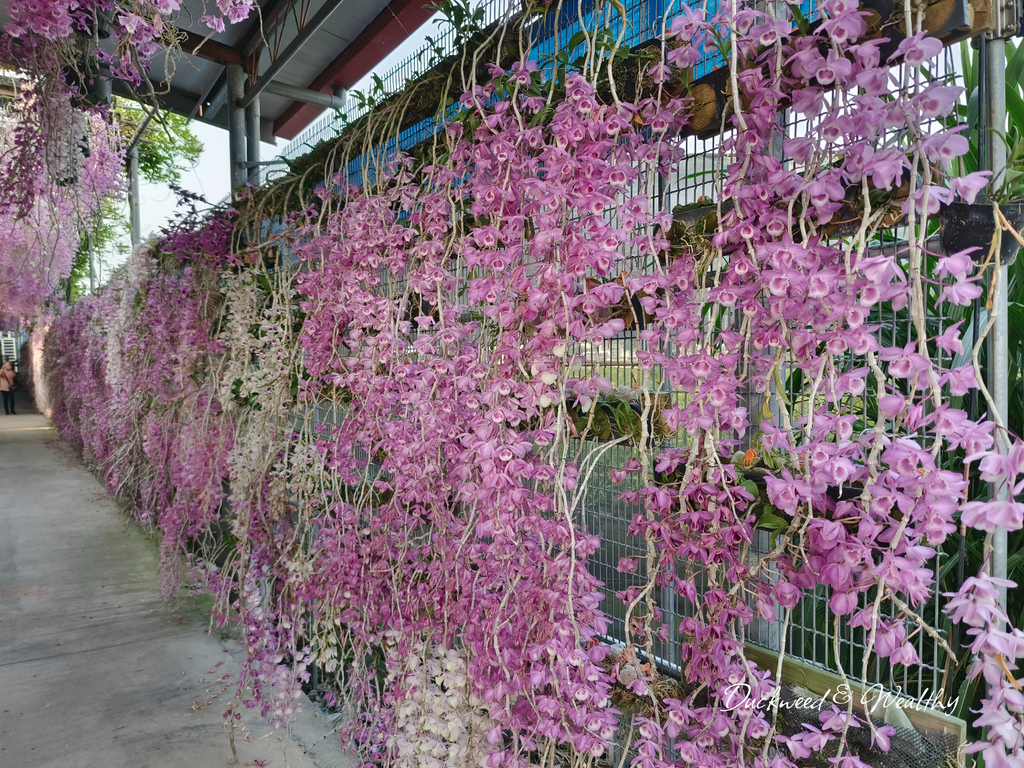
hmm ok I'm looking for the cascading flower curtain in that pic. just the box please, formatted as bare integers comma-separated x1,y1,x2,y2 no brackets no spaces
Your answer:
0,104,124,316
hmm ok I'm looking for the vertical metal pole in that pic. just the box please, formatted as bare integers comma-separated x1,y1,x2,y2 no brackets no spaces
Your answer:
129,145,141,246
226,64,247,195
87,231,96,294
245,95,261,186
984,37,1009,602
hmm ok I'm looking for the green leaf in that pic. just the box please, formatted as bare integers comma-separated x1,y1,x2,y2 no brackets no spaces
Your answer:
566,30,590,51
960,41,976,94
1008,39,1024,90
529,107,555,128
1006,88,1024,169
741,479,760,498
965,88,979,150
786,3,810,35
1007,302,1024,356
762,448,785,470
610,402,641,442
758,507,790,549
757,509,789,531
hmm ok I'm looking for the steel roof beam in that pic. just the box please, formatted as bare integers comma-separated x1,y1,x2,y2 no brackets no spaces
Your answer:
273,0,435,139
238,0,296,59
239,0,348,109
177,30,244,67
185,0,290,123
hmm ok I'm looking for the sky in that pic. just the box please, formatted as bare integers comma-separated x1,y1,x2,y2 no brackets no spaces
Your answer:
101,11,443,282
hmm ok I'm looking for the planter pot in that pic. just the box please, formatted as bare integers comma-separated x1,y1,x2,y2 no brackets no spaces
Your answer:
84,72,112,106
571,397,674,446
591,291,654,331
660,201,718,267
64,61,112,107
619,294,653,331
741,468,768,486
593,400,649,445
75,12,111,39
818,181,909,238
743,468,863,503
938,201,1024,266
825,483,863,502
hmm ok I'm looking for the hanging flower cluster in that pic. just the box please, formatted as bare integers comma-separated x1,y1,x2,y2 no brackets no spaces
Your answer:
0,102,123,317
2,1,256,76
0,0,254,234
29,0,1024,766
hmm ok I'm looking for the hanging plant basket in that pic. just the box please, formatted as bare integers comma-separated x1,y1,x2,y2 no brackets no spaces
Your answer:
83,69,112,106
569,391,675,445
659,200,718,269
586,275,655,331
822,182,908,238
938,201,1024,266
825,483,863,502
401,291,438,323
63,61,112,107
75,12,112,40
741,464,863,504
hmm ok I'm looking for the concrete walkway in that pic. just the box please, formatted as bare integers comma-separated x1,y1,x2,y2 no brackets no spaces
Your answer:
0,407,350,768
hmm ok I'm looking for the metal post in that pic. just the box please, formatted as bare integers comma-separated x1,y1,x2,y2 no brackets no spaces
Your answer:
983,36,1009,603
87,231,96,294
226,64,247,195
129,145,141,246
245,95,261,185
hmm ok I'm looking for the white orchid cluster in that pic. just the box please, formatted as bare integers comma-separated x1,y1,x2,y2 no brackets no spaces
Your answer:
388,639,500,768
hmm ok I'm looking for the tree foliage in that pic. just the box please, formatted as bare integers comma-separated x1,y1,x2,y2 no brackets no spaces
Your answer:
116,99,204,186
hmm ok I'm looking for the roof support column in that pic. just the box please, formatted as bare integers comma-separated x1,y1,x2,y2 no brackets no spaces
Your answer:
245,95,261,185
980,30,1010,749
128,145,141,246
226,63,247,195
978,33,1011,610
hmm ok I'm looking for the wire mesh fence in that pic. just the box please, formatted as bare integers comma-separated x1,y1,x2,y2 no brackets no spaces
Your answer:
281,0,686,163
287,0,970,713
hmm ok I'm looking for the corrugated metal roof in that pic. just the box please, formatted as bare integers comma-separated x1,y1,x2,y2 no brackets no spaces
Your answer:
159,0,400,137
0,0,433,140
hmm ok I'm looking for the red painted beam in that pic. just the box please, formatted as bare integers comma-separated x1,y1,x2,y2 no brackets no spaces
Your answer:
273,0,436,140
178,30,245,67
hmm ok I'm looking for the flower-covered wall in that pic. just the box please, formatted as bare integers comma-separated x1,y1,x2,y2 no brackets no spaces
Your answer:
28,0,1024,767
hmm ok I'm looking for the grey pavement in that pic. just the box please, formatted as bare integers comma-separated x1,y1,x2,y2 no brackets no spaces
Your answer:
0,405,354,768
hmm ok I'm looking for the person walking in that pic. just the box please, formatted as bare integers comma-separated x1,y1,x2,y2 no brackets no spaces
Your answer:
0,360,16,415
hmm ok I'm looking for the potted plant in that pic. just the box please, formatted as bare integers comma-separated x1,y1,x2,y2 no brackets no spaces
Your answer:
938,194,1024,265
568,386,675,445
733,447,863,503
585,273,654,331
659,198,717,268
940,45,1024,265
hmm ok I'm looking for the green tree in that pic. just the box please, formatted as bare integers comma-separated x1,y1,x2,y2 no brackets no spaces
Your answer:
116,98,204,185
63,101,203,301
63,197,130,302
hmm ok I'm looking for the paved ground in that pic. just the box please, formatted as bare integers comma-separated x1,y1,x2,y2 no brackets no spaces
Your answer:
0,405,353,768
